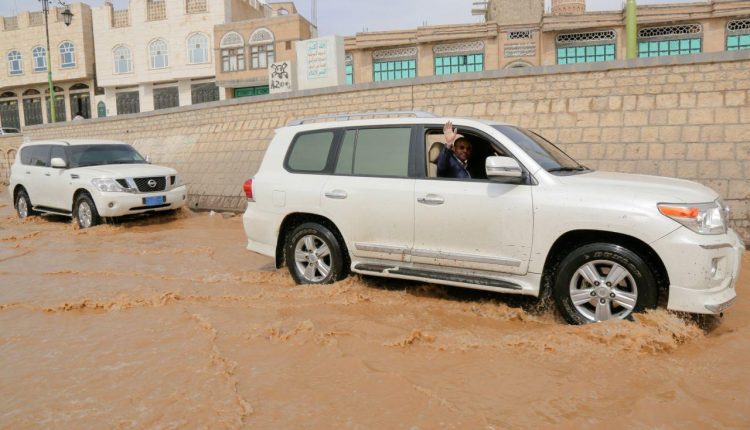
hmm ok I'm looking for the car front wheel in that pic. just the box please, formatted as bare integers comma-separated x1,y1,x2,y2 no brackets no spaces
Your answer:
552,243,658,324
74,194,100,229
285,222,346,284
15,189,37,219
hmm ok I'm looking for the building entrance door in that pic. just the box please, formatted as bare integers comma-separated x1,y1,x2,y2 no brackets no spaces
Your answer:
70,92,90,119
23,98,43,126
45,95,67,122
0,100,20,129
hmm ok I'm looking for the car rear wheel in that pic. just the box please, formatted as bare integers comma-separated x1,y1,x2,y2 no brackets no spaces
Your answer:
74,194,100,229
15,189,37,219
552,243,658,324
285,222,346,284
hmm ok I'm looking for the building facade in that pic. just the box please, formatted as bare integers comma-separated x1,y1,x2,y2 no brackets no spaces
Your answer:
0,3,96,128
344,0,750,85
214,2,314,99
92,0,275,117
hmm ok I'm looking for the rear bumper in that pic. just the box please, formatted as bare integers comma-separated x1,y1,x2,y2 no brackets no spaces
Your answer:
93,185,188,217
652,227,745,314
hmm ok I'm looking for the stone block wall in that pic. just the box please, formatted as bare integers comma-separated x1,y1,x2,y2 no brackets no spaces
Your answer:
2,51,749,240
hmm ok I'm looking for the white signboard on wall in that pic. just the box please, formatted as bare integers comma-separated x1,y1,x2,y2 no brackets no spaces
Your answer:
295,35,345,91
269,61,294,94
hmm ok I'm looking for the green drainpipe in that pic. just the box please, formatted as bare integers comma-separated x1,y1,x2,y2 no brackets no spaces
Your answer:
626,0,637,59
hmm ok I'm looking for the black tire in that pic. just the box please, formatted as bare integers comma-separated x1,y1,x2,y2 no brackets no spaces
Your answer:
284,222,346,284
73,193,100,229
552,243,658,325
15,189,37,219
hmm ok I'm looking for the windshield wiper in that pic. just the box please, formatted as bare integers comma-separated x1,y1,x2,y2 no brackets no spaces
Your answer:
547,166,590,173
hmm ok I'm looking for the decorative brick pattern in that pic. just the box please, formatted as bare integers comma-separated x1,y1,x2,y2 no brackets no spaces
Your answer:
147,0,166,21
112,10,129,28
29,12,44,27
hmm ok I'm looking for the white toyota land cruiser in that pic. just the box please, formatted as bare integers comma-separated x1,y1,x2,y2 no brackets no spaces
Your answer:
242,112,744,324
10,139,188,228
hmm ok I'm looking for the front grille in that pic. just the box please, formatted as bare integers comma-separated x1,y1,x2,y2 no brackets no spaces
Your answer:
116,179,129,188
133,176,166,192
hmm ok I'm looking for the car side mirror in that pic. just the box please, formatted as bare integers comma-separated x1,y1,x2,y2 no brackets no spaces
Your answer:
145,155,152,164
486,156,522,180
50,157,67,169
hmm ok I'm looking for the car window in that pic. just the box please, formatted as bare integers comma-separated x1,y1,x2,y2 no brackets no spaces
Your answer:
20,147,32,165
50,145,67,163
287,131,335,172
26,145,50,167
67,144,146,167
334,130,356,175
493,125,583,172
336,127,411,177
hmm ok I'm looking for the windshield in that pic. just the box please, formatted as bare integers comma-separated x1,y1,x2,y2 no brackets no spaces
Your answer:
493,125,588,174
68,144,146,168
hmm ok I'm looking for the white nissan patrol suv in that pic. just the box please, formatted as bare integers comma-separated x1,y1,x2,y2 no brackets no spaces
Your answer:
242,112,744,324
10,139,187,228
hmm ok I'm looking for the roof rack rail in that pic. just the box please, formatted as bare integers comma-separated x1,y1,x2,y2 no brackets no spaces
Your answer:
287,110,436,126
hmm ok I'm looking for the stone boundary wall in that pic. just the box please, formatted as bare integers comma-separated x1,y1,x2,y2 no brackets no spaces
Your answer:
1,50,749,240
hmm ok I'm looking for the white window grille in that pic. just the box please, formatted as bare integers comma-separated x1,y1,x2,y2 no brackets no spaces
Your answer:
433,41,484,56
639,24,702,39
112,10,129,28
556,30,616,45
113,45,132,73
186,0,207,14
59,41,75,68
727,18,750,33
3,17,18,30
29,12,44,26
149,39,169,69
249,28,274,69
220,32,243,48
32,46,46,72
507,30,532,40
372,47,418,60
187,33,209,64
147,0,167,21
7,50,22,75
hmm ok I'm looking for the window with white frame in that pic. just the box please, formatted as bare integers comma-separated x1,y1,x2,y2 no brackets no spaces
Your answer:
59,41,75,68
249,28,274,69
113,45,132,73
32,46,47,72
7,50,22,75
220,31,245,72
149,39,169,69
187,33,209,64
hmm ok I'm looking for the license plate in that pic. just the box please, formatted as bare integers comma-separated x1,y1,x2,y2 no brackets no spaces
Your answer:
143,196,165,206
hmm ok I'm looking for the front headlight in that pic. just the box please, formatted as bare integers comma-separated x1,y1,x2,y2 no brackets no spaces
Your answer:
92,178,127,193
658,199,728,235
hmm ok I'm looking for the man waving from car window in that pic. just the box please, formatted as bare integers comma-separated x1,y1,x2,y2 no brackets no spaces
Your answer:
437,120,472,179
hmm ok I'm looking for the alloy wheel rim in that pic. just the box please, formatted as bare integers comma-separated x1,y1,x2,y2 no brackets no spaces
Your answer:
78,201,92,228
569,259,638,322
17,197,28,218
294,234,331,282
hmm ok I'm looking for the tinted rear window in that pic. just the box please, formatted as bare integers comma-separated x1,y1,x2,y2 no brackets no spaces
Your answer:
335,127,411,177
286,131,335,172
20,145,50,167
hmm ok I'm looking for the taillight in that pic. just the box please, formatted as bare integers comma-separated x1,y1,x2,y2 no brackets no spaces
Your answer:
243,178,254,201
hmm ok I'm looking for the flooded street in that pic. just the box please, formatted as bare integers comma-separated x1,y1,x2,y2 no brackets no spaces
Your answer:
1,188,748,429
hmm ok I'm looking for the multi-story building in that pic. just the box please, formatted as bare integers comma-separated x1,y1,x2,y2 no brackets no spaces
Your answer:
0,3,96,128
344,0,750,85
92,0,275,116
214,2,314,98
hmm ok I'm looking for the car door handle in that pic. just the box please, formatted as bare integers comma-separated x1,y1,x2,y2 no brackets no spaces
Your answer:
44,173,51,176
324,190,348,199
417,194,445,205
26,171,31,174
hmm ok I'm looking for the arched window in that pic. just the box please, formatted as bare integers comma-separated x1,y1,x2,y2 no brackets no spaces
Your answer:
249,28,274,69
7,51,23,75
32,46,47,72
220,32,244,72
113,45,132,74
59,41,75,68
149,39,169,69
187,33,209,64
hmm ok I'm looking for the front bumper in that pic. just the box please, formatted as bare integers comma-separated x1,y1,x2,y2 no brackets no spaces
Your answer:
652,227,745,314
92,185,188,217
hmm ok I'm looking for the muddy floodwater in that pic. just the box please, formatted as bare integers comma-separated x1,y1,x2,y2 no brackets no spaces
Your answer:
0,189,748,429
